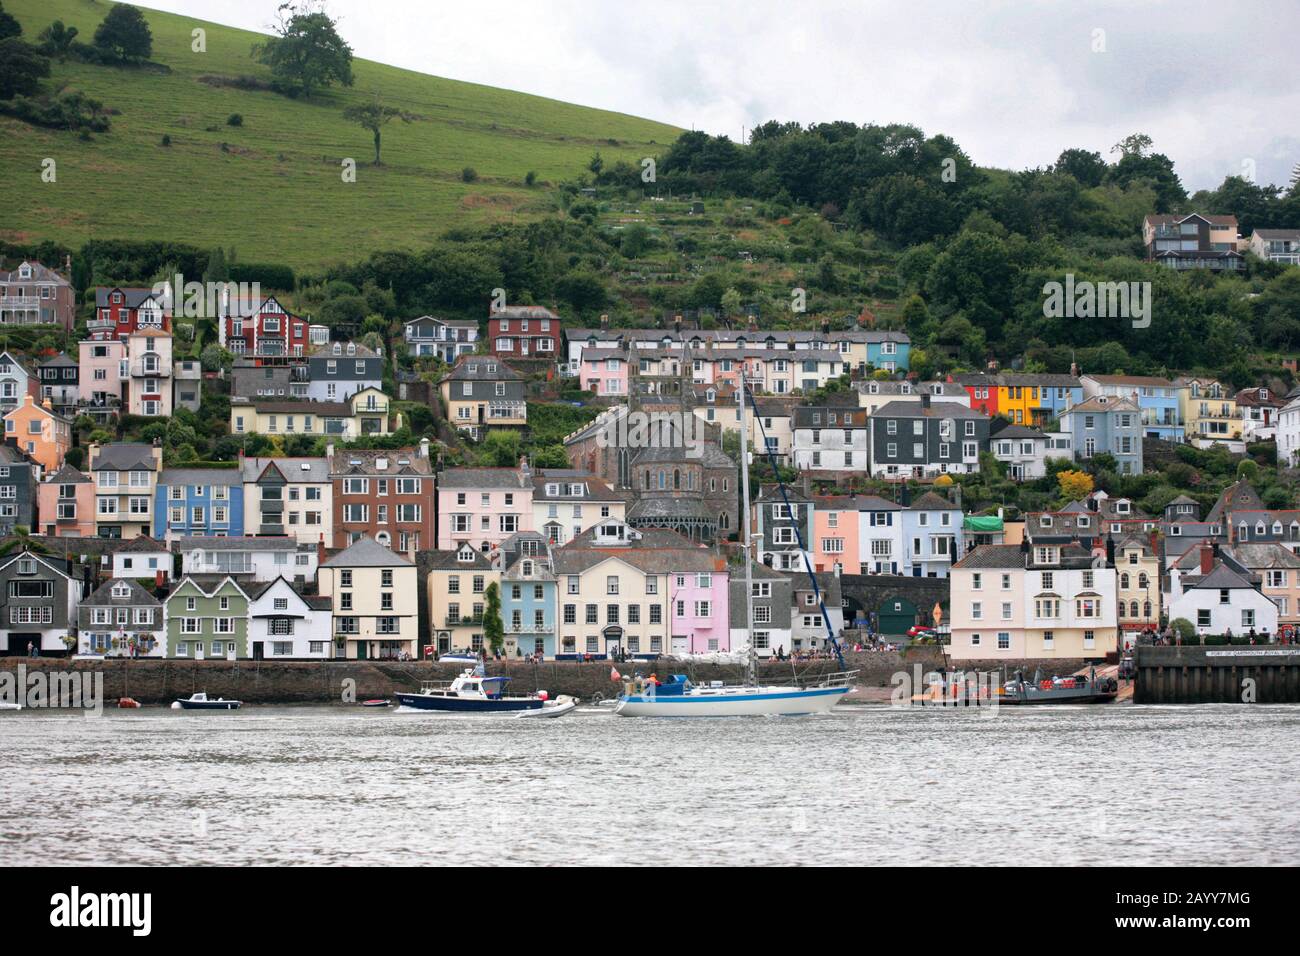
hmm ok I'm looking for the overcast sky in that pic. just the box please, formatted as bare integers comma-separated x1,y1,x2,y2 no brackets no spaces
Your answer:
148,0,1300,192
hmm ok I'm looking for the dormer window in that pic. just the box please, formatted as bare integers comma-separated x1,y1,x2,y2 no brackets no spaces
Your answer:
522,560,533,576
112,583,131,598
1041,515,1053,527
457,546,475,563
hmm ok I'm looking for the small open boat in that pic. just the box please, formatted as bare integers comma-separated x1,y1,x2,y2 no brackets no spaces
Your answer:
516,695,576,719
118,697,141,709
437,653,480,665
395,667,547,713
172,692,242,711
361,699,390,708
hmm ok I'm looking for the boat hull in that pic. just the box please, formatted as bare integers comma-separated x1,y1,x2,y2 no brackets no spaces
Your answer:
394,693,543,713
176,700,241,710
614,684,849,717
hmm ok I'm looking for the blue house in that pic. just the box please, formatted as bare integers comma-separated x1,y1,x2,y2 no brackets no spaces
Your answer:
865,331,911,373
899,490,963,578
1083,374,1185,443
154,468,245,540
499,535,557,658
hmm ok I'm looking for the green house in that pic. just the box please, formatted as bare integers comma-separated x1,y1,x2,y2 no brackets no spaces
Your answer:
165,576,251,659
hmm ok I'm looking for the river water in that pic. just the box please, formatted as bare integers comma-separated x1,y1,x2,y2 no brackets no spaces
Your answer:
3,703,1297,866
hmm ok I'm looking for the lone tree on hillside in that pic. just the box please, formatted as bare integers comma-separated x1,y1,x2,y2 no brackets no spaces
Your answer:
342,99,413,165
254,1,353,99
93,3,153,62
38,20,80,60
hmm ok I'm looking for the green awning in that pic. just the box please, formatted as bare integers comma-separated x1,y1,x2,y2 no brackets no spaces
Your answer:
963,516,1004,532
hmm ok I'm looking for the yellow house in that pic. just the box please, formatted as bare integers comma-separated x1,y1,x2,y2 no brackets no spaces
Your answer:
426,544,501,654
1115,534,1160,642
317,536,418,659
1174,377,1240,444
230,387,390,440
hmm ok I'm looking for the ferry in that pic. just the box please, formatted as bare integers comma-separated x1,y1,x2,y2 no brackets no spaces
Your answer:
395,668,548,713
999,668,1118,705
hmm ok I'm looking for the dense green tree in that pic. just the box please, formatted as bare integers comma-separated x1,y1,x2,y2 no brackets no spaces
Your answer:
0,38,49,98
0,2,21,40
37,20,79,59
1053,148,1107,187
92,3,152,61
253,1,353,98
483,582,504,655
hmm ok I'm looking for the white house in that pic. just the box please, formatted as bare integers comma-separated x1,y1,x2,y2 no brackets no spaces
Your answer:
1277,391,1300,468
791,405,870,472
1167,544,1279,637
247,577,333,659
179,536,318,583
990,424,1050,480
111,536,174,582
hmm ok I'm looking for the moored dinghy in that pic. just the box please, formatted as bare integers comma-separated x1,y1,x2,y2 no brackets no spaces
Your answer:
516,695,577,719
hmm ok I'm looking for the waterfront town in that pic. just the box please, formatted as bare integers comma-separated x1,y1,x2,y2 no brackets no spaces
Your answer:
3,215,1300,669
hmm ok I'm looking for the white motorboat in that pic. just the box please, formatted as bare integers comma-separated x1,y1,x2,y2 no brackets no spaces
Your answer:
515,695,577,719
0,701,22,711
172,692,242,711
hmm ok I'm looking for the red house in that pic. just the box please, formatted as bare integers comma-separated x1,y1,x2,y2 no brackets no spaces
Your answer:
91,287,171,341
218,294,310,363
488,305,559,359
949,372,1000,417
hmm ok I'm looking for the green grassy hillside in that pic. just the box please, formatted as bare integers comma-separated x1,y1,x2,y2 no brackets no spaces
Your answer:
0,0,680,268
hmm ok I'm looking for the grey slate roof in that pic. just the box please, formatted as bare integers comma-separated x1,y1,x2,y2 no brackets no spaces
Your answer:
241,457,330,483
320,536,414,568
178,535,299,552
91,443,158,472
873,400,988,419
81,578,162,607
439,467,529,489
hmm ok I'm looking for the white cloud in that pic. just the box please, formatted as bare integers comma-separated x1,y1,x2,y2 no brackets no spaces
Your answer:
146,0,1300,190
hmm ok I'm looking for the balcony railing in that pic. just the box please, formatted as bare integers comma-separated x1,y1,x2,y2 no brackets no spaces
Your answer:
131,360,172,378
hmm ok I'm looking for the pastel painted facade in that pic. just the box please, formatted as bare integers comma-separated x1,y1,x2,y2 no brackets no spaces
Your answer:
77,338,126,414
37,465,96,537
439,356,527,439
668,565,730,654
1115,536,1160,638
1081,374,1185,443
4,394,71,472
240,457,333,543
1059,395,1143,475
578,349,629,396
436,465,535,551
317,537,419,660
900,491,964,577
812,496,861,574
165,576,251,660
230,386,391,440
248,577,333,659
155,468,245,539
949,543,1119,661
500,550,558,658
0,351,39,416
89,442,164,539
125,329,173,417
1175,377,1240,446
426,544,500,655
531,470,625,546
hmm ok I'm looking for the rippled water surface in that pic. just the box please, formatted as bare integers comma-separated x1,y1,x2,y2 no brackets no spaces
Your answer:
3,703,1298,865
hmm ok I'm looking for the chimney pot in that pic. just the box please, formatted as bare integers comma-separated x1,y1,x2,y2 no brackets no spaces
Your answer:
1200,543,1214,575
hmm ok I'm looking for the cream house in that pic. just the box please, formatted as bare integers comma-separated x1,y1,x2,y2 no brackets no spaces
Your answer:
1115,535,1160,642
425,544,501,655
949,542,1118,660
317,536,418,659
240,456,333,543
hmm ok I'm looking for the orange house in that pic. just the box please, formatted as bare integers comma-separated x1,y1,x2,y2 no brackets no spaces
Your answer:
37,464,96,537
3,394,72,472
812,495,862,573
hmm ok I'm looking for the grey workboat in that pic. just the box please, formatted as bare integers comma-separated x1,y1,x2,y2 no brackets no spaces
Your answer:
999,667,1118,705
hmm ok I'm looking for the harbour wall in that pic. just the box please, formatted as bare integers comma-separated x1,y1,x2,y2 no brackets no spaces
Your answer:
0,649,1114,705
1134,645,1300,704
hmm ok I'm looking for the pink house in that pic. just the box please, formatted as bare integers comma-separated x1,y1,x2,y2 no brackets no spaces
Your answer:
669,563,730,654
580,349,628,397
812,495,861,574
78,338,126,410
436,464,535,551
37,465,96,537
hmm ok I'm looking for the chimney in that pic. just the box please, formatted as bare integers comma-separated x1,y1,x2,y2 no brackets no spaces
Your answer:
318,533,327,568
921,394,931,409
325,442,335,462
600,314,609,331
674,314,682,335
1149,528,1159,558
1199,543,1214,575
1105,536,1116,568
419,437,430,458
1070,360,1080,377
821,318,830,335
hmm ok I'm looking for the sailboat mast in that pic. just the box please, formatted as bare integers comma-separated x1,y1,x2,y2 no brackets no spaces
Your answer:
738,380,757,687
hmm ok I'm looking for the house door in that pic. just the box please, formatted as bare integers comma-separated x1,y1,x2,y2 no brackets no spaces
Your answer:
251,642,264,660
357,641,367,660
521,340,529,356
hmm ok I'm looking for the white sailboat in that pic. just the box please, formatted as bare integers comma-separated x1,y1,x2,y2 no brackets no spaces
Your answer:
614,382,856,717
